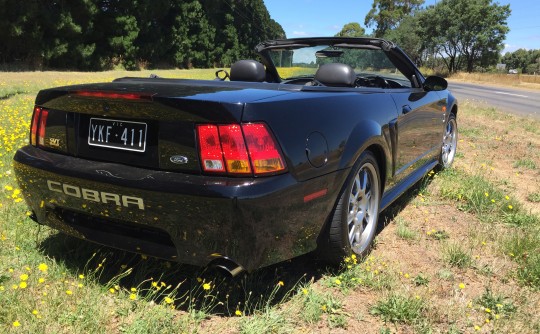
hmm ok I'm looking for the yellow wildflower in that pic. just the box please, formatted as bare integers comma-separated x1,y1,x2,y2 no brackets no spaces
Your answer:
278,281,284,286
19,282,27,289
38,263,48,272
459,283,465,289
13,320,20,327
203,283,211,290
235,309,242,316
66,290,72,295
129,294,137,300
20,274,28,281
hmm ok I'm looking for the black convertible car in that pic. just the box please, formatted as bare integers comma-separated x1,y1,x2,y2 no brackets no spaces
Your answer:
14,37,457,275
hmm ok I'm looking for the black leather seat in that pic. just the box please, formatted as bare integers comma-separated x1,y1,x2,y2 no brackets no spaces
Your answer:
230,60,266,82
314,63,356,87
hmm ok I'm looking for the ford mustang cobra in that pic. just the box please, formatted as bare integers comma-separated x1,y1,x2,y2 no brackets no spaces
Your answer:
13,37,458,275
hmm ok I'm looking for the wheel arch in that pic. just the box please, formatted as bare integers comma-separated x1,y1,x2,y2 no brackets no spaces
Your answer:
338,119,392,194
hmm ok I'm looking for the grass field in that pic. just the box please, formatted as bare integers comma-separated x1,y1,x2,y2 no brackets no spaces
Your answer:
0,71,539,333
448,72,540,91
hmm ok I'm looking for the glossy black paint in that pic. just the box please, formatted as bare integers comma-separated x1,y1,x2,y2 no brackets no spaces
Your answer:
14,37,457,271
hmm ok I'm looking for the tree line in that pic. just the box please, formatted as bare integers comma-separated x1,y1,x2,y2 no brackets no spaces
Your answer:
501,49,540,74
0,0,285,71
362,0,515,73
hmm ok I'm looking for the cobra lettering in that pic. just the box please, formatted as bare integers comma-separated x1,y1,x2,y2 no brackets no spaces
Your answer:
47,180,144,210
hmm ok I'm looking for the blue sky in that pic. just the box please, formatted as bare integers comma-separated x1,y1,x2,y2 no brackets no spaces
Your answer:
264,0,540,54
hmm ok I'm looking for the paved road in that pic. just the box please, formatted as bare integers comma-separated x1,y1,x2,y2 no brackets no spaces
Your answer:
448,82,540,119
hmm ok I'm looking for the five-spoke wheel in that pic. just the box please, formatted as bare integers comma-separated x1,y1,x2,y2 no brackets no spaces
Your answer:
440,113,458,168
319,151,381,263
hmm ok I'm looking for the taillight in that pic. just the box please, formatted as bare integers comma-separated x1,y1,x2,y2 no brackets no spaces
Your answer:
74,91,152,100
196,122,286,176
218,125,251,174
242,123,285,175
30,106,49,147
38,109,49,146
30,107,40,146
197,125,225,172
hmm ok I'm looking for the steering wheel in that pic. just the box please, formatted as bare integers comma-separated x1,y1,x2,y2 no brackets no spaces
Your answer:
215,69,230,81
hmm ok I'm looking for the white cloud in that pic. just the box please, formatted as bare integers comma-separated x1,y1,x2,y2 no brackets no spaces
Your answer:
293,31,308,36
502,43,527,54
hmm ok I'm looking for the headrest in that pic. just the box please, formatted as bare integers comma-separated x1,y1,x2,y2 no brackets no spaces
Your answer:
230,60,266,82
314,63,356,87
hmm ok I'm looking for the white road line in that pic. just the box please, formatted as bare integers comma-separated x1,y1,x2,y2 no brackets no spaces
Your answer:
494,91,528,98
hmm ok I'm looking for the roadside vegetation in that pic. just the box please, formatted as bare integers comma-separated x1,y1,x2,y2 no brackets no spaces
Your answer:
447,72,540,90
1,71,539,333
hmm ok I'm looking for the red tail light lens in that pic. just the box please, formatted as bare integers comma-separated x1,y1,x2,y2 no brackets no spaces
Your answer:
218,125,251,174
38,109,49,146
30,106,49,147
196,122,286,176
30,107,41,146
74,91,151,100
197,125,225,172
242,123,285,175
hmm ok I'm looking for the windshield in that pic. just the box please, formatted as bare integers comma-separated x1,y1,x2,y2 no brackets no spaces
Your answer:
267,45,411,87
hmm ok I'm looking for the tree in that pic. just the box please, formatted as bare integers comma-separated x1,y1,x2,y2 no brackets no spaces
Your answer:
335,22,365,37
384,15,423,65
0,0,285,70
419,0,510,73
169,1,215,68
364,0,424,37
502,49,540,74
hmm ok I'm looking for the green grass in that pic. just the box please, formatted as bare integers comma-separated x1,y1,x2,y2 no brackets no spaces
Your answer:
475,288,517,317
527,192,540,203
371,293,425,324
395,218,418,241
513,158,537,170
437,168,531,226
442,242,473,268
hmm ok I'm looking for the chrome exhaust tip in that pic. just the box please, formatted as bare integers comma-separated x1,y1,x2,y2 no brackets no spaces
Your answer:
208,257,245,278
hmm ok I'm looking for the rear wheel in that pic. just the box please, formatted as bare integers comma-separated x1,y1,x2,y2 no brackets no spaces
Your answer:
319,151,381,264
440,113,457,168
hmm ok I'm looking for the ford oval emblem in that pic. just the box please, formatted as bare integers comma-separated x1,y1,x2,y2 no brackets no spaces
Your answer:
170,155,189,164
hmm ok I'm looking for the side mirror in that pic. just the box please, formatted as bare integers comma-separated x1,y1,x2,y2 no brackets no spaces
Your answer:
423,76,448,91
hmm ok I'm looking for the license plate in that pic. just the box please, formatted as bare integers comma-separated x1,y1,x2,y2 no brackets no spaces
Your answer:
88,118,147,152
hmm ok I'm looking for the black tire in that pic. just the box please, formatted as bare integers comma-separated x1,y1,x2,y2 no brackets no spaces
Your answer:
318,151,381,265
439,113,458,169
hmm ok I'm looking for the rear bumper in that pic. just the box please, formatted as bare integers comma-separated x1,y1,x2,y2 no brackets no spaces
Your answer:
14,146,346,271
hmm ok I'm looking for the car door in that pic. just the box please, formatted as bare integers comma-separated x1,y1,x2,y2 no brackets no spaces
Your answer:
390,89,446,184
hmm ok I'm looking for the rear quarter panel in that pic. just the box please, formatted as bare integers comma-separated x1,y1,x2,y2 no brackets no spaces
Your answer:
241,90,399,185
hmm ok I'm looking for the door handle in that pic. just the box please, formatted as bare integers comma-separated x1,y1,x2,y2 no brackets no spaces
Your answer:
402,105,412,114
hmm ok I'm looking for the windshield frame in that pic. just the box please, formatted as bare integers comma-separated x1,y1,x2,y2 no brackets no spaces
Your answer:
255,37,424,87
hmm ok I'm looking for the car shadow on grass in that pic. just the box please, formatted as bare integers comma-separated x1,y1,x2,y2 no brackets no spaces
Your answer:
37,174,434,316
